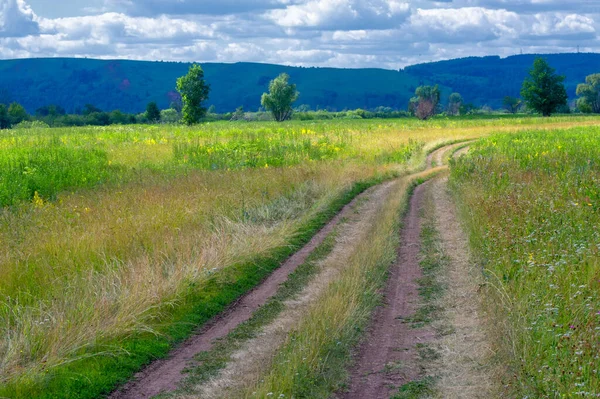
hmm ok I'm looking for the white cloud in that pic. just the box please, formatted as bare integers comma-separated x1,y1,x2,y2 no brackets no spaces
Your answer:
0,0,39,37
0,0,599,69
269,0,410,30
410,7,522,43
531,13,596,37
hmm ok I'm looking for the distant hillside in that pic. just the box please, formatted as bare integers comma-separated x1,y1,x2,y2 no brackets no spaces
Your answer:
0,53,598,114
404,53,600,108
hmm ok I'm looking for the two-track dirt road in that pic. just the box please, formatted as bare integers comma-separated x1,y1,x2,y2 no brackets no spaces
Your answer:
109,142,494,399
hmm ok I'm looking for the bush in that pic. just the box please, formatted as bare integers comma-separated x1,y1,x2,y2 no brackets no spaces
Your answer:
12,121,51,129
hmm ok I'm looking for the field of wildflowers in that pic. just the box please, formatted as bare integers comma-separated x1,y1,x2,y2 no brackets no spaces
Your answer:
451,126,600,397
1,115,599,398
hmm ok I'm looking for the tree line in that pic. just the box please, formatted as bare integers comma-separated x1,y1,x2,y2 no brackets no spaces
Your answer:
408,57,583,120
1,57,598,129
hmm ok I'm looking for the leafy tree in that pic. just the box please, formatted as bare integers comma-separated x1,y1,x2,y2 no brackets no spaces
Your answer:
82,104,102,116
261,73,299,122
36,104,66,117
86,112,110,126
109,110,133,125
176,64,210,125
576,74,600,113
230,106,246,121
146,102,161,122
160,108,181,124
448,92,463,116
207,105,217,115
0,104,9,129
410,85,440,120
8,102,29,125
521,58,567,117
460,102,477,115
503,96,522,114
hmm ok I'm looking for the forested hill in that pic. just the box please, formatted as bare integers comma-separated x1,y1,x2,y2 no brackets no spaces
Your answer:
0,53,598,114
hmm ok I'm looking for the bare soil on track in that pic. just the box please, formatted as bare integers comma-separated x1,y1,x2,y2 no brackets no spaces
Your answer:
339,182,433,399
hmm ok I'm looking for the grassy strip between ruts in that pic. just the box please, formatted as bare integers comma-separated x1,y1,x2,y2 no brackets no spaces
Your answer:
401,186,447,330
0,176,384,399
242,170,441,398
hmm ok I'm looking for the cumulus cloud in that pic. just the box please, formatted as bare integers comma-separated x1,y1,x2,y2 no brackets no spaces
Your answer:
104,0,295,16
268,0,410,30
530,13,596,38
0,0,598,69
410,7,523,43
0,0,39,37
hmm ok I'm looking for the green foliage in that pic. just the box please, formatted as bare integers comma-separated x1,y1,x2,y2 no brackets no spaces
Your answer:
503,96,522,114
0,104,8,129
448,92,463,115
0,139,111,206
576,73,600,113
261,73,299,122
521,58,568,117
12,120,50,129
392,377,436,399
2,55,600,115
159,108,180,124
173,129,348,169
411,85,441,120
230,106,246,121
82,104,102,115
176,64,210,125
35,104,66,117
451,128,600,396
8,102,29,126
145,101,161,122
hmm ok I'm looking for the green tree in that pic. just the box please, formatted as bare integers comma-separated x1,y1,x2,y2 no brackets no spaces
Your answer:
83,104,102,115
261,73,299,122
521,58,567,117
8,102,29,125
160,108,181,124
0,104,9,129
230,106,246,121
503,96,522,114
576,74,600,113
176,64,210,125
448,92,463,116
410,85,441,120
146,102,161,122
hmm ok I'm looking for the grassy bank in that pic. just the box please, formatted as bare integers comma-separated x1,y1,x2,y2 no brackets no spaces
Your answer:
450,126,600,397
0,177,381,399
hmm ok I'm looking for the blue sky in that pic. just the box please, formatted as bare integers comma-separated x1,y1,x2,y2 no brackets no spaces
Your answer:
1,0,598,68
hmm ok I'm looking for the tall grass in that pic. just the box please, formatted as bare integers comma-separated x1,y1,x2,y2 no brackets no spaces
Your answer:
450,126,600,397
1,116,598,397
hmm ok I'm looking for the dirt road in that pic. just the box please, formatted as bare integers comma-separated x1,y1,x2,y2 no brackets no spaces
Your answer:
109,142,478,399
341,145,496,399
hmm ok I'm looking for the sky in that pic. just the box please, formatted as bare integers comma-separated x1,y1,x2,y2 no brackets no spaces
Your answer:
0,0,598,69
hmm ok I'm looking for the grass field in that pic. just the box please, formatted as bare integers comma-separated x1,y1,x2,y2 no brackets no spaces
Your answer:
451,126,600,397
1,115,599,398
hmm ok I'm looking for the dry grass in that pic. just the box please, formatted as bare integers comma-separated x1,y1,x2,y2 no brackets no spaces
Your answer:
429,177,499,398
177,182,394,399
2,116,597,393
